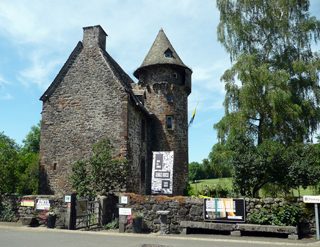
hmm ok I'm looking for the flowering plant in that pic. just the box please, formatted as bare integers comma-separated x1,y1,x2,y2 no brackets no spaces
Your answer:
126,211,142,224
41,207,58,222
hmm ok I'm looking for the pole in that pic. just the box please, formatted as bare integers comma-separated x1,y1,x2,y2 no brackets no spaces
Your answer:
315,203,320,241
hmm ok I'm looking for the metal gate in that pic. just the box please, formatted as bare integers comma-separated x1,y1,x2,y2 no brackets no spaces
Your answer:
76,199,100,229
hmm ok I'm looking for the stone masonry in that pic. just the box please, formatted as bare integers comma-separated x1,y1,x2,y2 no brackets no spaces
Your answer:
39,25,192,196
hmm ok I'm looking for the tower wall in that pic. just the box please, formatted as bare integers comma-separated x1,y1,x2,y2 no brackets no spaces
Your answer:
139,65,189,196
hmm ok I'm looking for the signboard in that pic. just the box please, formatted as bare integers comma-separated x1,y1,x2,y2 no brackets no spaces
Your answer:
36,199,51,211
204,198,246,223
119,196,129,204
303,196,320,203
77,199,88,216
119,208,131,215
21,199,35,207
151,151,174,194
65,195,71,203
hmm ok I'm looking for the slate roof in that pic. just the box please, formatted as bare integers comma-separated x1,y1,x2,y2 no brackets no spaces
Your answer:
39,40,151,118
134,28,190,79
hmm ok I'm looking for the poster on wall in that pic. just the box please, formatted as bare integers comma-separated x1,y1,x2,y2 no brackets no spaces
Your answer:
204,198,246,223
151,151,174,194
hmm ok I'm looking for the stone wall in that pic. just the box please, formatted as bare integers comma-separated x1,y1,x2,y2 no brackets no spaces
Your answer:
0,194,317,237
139,65,190,196
39,44,130,195
121,194,316,237
0,195,68,228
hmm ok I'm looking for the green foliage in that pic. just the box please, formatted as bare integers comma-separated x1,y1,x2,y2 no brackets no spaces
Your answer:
215,0,320,145
0,132,22,194
102,218,119,230
0,202,15,222
183,183,195,196
247,203,303,226
70,138,129,200
208,142,232,179
192,181,230,198
188,162,205,181
229,134,320,197
17,153,39,195
20,121,41,155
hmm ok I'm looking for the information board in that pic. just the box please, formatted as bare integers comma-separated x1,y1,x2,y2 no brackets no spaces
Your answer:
204,198,246,223
151,151,174,194
35,199,51,211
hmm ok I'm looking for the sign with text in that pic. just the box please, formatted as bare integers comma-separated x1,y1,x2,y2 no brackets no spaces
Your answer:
36,199,51,211
204,198,246,223
77,199,88,216
303,196,320,203
119,208,132,215
151,151,174,195
21,199,35,207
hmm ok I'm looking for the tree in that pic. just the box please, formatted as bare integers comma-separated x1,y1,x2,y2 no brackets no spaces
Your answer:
207,142,232,178
70,138,129,200
0,132,22,194
188,162,205,181
215,0,320,145
20,121,41,155
229,134,320,197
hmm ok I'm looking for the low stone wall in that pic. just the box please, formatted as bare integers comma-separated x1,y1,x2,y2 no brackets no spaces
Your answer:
122,194,316,237
0,194,317,238
0,195,68,228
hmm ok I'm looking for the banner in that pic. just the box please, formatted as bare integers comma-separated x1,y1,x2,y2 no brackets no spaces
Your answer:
204,198,246,223
151,151,174,194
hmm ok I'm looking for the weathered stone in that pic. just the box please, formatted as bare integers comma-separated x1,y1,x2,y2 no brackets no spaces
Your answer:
39,25,192,196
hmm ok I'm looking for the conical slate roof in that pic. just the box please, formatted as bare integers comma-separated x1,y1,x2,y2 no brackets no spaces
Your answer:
134,28,189,79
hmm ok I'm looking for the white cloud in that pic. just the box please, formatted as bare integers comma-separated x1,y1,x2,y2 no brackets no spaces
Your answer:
0,75,10,85
0,93,13,100
18,49,63,90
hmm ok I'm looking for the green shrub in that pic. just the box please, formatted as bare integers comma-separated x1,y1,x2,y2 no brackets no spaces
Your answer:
102,218,119,230
0,202,15,222
247,203,303,226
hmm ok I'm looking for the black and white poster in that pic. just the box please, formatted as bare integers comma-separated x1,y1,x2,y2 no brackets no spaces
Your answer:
151,151,174,194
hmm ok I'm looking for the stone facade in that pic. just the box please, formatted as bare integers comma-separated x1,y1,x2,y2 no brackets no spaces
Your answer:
39,25,191,196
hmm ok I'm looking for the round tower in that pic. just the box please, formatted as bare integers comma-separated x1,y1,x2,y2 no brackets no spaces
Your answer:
134,29,192,196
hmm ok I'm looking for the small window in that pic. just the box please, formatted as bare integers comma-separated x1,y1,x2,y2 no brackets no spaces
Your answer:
167,95,173,102
53,162,57,171
166,116,173,129
164,48,173,58
140,157,145,183
173,73,178,79
141,119,146,141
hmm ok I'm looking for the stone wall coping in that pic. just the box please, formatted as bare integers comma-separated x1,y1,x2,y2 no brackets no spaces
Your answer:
156,211,170,215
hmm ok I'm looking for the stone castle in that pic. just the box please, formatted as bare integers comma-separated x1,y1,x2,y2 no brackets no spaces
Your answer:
38,25,192,196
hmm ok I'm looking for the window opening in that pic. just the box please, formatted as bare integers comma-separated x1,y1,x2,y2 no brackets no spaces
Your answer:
167,95,173,102
166,116,173,129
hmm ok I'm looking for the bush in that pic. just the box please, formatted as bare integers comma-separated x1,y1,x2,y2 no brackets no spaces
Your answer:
247,203,303,226
102,219,119,230
0,202,15,222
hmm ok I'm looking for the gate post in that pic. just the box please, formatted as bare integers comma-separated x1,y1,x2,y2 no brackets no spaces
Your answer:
64,193,77,230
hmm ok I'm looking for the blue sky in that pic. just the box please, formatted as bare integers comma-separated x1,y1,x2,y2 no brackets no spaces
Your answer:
0,0,320,163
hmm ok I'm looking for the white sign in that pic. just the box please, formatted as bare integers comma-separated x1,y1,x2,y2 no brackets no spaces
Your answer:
65,195,71,203
303,196,320,203
120,196,129,204
119,208,132,215
36,199,51,210
151,151,174,194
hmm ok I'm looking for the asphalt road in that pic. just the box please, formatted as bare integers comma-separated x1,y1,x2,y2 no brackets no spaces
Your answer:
0,223,320,247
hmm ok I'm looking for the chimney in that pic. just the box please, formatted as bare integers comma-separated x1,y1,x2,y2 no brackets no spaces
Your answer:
82,25,107,51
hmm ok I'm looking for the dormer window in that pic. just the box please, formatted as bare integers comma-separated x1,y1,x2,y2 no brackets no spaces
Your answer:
164,48,173,58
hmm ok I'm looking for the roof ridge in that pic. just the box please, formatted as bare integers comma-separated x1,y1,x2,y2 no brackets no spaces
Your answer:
40,41,83,101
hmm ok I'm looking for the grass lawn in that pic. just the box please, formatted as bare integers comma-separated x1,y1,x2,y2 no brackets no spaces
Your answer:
190,178,318,197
